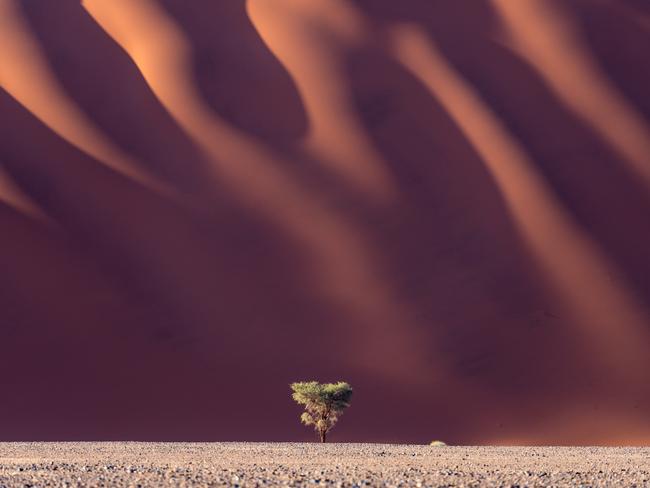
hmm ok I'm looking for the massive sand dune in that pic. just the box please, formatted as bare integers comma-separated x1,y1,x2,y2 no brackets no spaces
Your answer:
0,0,649,444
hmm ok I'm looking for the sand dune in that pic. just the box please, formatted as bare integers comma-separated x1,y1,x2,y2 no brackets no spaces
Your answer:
0,0,649,444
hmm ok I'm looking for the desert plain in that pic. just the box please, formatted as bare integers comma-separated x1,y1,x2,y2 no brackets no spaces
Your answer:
1,443,650,487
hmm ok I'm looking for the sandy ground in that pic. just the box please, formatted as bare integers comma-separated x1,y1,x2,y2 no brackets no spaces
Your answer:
0,443,649,487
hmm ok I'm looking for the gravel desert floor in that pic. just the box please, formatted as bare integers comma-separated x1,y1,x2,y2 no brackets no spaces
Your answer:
1,443,649,487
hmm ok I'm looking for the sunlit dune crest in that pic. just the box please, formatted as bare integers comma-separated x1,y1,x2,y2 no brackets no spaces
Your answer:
0,166,45,219
389,24,650,383
493,0,650,186
0,0,649,444
248,0,400,201
85,0,435,383
0,0,171,195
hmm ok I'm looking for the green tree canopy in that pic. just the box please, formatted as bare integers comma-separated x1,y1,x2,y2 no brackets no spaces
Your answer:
290,381,353,443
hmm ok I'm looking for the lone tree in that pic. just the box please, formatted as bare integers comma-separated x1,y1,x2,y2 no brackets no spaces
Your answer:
290,381,353,443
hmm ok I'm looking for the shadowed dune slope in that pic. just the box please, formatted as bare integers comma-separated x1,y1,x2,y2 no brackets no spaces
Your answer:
0,0,649,444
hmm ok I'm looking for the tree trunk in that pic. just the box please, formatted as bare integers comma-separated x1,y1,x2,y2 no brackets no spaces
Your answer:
319,429,326,443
